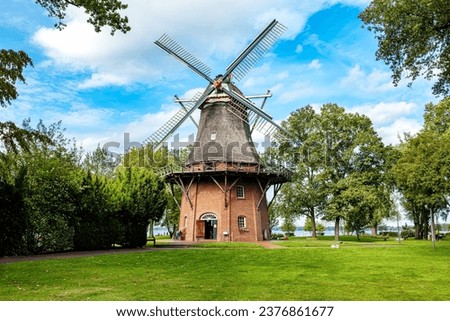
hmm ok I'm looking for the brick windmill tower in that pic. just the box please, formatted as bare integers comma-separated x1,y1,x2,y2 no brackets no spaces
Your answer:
145,20,290,242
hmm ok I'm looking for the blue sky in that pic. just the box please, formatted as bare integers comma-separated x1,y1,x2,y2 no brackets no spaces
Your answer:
1,0,439,154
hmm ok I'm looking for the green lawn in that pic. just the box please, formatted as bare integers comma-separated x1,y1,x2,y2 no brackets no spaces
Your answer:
1,237,449,301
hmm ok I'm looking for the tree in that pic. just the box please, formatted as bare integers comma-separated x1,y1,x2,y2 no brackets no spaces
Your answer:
82,145,118,177
278,106,327,238
73,171,121,250
281,218,296,236
36,0,130,34
0,50,33,108
392,99,450,240
304,217,325,235
278,104,393,241
0,161,27,256
360,0,450,96
114,167,167,247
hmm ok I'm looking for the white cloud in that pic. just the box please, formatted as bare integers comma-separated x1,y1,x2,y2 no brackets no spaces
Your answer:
339,65,394,94
30,0,367,88
377,118,422,145
308,59,322,70
351,101,419,125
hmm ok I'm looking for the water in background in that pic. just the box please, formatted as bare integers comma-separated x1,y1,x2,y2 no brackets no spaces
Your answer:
153,226,388,237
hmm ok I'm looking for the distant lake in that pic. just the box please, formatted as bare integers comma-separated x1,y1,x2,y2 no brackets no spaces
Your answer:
152,226,391,237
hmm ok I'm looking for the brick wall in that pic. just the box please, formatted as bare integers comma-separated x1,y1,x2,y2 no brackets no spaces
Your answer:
178,175,270,242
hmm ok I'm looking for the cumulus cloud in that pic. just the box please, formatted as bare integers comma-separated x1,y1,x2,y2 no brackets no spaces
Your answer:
350,101,419,125
339,64,394,94
30,0,368,88
377,118,423,145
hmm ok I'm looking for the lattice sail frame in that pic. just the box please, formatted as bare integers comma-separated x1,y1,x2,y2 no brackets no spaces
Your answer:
143,19,288,149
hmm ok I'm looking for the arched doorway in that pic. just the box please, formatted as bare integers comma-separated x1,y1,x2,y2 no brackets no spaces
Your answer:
196,213,218,240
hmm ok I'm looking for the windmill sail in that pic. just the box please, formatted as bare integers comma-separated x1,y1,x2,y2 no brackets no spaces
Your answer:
224,19,287,82
226,93,283,139
155,34,213,82
143,91,204,149
149,19,288,150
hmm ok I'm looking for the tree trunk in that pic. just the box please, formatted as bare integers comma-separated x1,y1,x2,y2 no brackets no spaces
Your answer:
430,208,436,249
148,220,154,239
311,209,317,238
414,224,421,239
371,223,378,236
334,217,340,241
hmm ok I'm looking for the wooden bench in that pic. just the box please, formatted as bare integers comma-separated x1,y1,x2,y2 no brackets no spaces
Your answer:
147,237,156,246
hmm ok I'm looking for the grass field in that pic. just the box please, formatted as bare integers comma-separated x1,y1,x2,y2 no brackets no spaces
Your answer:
1,237,449,301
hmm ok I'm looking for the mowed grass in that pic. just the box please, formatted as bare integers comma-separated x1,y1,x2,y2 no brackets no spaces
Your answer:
1,237,449,301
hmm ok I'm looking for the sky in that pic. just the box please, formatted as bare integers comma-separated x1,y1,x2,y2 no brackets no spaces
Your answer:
0,0,440,156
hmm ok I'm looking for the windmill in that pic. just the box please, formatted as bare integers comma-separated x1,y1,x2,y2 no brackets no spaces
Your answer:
149,19,291,242
143,19,288,150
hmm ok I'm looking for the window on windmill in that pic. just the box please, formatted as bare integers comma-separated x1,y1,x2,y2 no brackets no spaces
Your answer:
236,185,245,199
210,130,217,141
238,216,246,229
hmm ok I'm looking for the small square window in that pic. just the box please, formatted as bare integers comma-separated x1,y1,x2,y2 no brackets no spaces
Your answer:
236,185,245,199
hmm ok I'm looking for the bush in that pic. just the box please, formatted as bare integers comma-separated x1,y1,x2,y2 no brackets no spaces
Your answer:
271,233,285,240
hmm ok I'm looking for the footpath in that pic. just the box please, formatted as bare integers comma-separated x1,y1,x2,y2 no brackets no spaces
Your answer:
0,240,284,264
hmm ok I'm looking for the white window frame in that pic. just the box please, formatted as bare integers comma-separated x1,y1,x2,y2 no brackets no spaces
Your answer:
236,185,245,199
238,216,246,229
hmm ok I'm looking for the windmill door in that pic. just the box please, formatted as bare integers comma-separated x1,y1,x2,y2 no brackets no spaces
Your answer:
196,220,205,239
197,213,218,240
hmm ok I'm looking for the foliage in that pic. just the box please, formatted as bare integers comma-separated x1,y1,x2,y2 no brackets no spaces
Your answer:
36,0,131,35
82,145,118,177
392,98,450,239
281,218,296,235
304,217,325,234
0,120,172,255
360,0,450,96
278,104,394,240
72,171,120,250
0,164,27,256
278,106,326,238
114,167,167,247
0,50,33,108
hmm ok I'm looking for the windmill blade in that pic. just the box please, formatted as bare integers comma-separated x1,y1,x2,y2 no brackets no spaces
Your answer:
222,86,289,139
250,90,271,134
155,34,214,83
223,19,286,82
143,87,214,150
227,94,281,139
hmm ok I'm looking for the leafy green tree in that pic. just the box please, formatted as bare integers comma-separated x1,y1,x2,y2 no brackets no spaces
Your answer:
392,99,450,239
278,104,393,241
320,104,393,240
36,0,130,34
0,50,33,108
72,171,121,250
114,167,167,247
122,145,185,238
82,145,118,177
360,0,450,96
281,218,296,236
304,217,325,235
20,125,80,253
278,106,327,238
0,161,27,256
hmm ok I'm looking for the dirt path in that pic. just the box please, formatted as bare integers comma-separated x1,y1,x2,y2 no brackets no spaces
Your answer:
0,240,284,264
